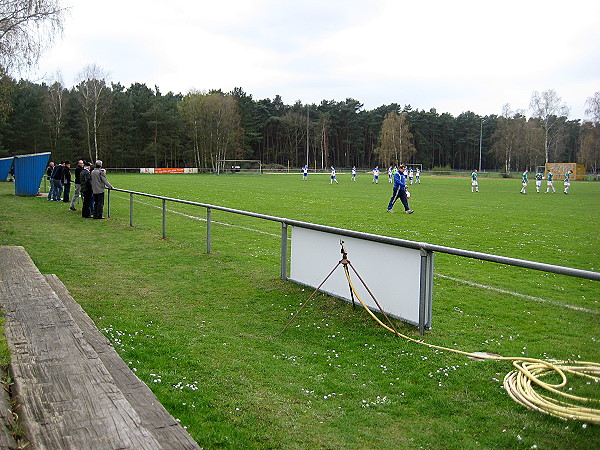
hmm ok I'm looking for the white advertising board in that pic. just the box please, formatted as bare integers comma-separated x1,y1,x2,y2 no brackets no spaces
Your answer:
290,227,424,325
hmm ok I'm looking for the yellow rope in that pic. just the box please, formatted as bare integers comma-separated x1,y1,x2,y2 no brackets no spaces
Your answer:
343,266,600,424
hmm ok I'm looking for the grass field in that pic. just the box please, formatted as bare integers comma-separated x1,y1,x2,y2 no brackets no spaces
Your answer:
1,172,599,449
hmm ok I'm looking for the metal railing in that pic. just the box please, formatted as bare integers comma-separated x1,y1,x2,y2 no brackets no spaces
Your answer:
107,187,600,283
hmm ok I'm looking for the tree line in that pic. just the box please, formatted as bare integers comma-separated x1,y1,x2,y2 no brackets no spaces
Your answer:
0,70,598,173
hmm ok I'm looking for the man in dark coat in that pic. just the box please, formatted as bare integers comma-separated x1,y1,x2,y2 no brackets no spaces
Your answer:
50,162,63,201
62,161,72,203
69,160,84,211
79,162,93,218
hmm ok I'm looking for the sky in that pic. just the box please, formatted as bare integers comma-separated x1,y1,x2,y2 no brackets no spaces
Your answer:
27,0,600,120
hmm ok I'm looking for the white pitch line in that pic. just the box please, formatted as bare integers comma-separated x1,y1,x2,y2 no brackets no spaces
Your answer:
436,273,599,315
112,194,280,237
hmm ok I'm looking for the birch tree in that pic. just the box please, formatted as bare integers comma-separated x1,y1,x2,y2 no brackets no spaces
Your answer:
0,0,66,72
584,91,600,123
45,70,64,151
179,90,241,170
529,89,569,163
76,64,111,162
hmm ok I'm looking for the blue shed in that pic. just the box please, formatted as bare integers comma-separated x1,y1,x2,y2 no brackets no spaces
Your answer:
0,156,13,181
14,152,51,196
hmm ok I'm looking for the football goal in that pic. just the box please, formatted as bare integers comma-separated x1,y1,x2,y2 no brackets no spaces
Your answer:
216,160,262,175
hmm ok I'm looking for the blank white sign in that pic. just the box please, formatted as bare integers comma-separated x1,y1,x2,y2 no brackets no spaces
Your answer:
289,227,422,325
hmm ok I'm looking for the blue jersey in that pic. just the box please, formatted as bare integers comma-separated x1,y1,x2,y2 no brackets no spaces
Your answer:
393,171,406,189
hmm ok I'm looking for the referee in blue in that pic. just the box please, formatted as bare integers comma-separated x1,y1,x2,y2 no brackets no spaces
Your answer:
387,165,413,214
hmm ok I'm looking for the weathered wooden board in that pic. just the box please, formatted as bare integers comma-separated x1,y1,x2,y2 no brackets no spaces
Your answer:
45,274,200,449
0,246,169,449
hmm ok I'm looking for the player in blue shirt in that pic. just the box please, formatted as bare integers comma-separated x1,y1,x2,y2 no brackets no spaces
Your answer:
387,165,413,214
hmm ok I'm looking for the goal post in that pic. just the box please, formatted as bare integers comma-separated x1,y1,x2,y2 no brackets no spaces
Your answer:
216,160,262,175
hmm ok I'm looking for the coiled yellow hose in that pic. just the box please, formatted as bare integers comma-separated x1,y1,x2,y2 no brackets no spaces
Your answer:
343,265,600,424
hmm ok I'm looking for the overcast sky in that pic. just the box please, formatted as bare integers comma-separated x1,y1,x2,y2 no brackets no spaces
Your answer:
27,0,600,120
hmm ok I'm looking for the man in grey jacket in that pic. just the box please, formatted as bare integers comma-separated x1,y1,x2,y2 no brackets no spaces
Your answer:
91,160,114,219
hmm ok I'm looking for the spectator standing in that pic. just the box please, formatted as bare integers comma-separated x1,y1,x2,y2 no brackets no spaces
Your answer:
91,160,114,219
69,160,84,211
50,162,64,201
62,161,72,203
80,162,93,218
46,162,54,199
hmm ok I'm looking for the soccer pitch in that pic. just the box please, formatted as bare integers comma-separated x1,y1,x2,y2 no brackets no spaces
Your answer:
1,173,599,448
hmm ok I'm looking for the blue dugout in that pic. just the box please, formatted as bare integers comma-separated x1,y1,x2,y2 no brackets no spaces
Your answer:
13,152,51,196
0,156,13,181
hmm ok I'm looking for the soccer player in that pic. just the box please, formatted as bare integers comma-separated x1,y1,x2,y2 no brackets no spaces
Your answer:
330,166,338,184
535,170,543,193
520,169,528,194
471,169,479,192
387,165,413,214
388,166,393,183
302,165,308,181
351,166,356,181
546,170,556,193
563,169,573,194
372,166,380,183
416,168,421,183
408,168,414,185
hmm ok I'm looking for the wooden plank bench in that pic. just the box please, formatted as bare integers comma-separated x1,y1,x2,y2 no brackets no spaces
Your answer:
0,246,201,449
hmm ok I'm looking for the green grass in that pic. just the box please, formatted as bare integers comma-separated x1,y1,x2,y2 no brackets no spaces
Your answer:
0,173,599,449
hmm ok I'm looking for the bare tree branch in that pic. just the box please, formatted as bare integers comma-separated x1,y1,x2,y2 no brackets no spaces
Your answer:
0,0,67,73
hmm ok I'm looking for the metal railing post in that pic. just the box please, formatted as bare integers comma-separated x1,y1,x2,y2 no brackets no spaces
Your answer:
162,199,166,239
107,189,111,217
281,222,288,280
206,207,211,254
129,193,134,227
418,248,434,335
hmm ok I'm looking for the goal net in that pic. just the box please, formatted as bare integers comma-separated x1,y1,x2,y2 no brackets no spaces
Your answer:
216,160,262,175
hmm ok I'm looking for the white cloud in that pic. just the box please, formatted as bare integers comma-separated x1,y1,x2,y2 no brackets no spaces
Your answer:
28,0,600,119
